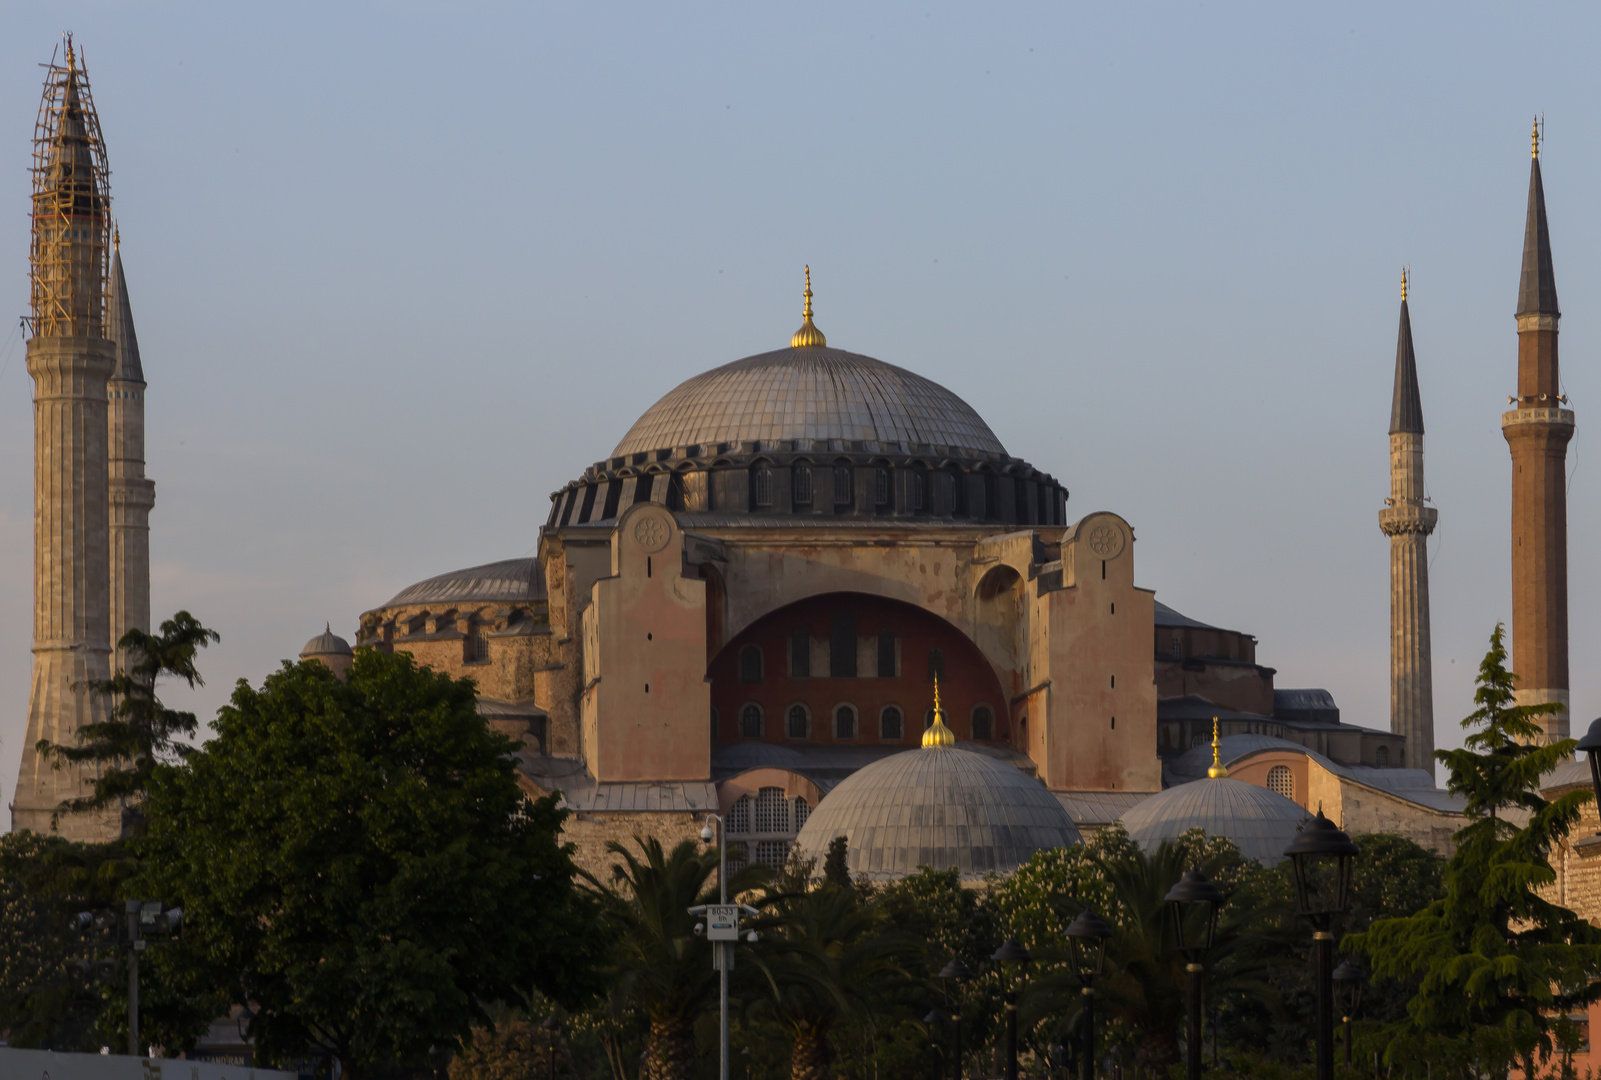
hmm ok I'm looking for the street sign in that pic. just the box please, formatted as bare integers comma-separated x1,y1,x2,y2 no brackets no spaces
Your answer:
706,904,739,941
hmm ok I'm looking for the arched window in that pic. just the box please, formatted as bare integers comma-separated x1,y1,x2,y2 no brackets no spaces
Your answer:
787,704,811,740
739,644,764,684
833,464,853,507
792,464,814,506
911,466,927,512
971,705,993,741
791,628,811,677
727,795,751,833
755,840,790,869
754,786,789,833
750,463,773,508
1267,764,1294,800
949,467,966,516
740,704,763,738
874,466,891,509
793,797,811,831
877,630,896,677
666,471,687,511
1375,746,1390,767
834,704,857,739
982,472,998,520
880,705,904,741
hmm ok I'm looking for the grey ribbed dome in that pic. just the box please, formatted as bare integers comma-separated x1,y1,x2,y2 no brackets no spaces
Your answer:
792,745,1081,880
1120,777,1307,866
376,557,542,610
611,347,1006,459
300,625,353,658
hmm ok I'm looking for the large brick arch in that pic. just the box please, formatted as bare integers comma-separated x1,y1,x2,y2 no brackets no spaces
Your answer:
709,591,1011,749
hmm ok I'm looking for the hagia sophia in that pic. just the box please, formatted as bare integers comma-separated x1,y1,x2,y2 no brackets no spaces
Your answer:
4,45,1585,893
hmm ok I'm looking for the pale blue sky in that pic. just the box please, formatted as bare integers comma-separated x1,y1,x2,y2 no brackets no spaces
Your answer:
3,3,1600,803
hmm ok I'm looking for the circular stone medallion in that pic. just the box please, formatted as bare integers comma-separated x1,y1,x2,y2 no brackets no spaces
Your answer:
1086,521,1125,560
633,513,671,552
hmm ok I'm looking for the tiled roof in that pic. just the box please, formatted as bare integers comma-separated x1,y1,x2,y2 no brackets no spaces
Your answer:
611,347,1006,458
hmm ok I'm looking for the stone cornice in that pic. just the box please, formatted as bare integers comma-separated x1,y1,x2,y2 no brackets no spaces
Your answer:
1516,312,1560,333
1501,407,1575,433
1379,506,1438,536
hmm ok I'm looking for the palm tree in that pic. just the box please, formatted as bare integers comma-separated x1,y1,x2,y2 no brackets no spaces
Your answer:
746,875,918,1080
1020,835,1285,1078
584,836,766,1080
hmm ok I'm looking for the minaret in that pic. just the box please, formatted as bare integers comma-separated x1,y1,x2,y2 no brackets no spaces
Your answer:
1379,270,1437,774
10,40,118,840
1502,119,1574,742
106,229,155,669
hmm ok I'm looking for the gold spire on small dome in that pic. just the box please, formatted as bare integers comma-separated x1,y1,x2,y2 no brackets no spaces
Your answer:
922,677,956,748
790,266,827,348
1400,266,1408,302
1206,716,1229,779
1533,115,1541,160
113,223,119,251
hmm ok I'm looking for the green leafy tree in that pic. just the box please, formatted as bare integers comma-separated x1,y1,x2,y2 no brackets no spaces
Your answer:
584,836,766,1080
1347,624,1601,1077
136,648,600,1079
747,864,917,1080
35,611,218,827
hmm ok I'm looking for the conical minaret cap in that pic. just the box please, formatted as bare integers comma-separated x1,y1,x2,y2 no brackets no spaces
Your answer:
1389,270,1423,435
106,243,144,382
1517,122,1560,318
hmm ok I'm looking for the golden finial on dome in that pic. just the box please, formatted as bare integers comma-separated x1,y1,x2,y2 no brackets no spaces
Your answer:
1400,266,1407,302
113,222,119,251
1207,716,1229,779
922,676,956,748
790,265,827,348
1533,115,1541,160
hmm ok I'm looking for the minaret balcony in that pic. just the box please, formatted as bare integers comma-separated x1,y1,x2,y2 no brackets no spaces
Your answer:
1379,505,1437,536
1501,406,1574,432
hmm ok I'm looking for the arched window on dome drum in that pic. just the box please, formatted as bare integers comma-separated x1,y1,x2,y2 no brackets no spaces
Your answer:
792,464,814,506
634,473,655,504
830,612,857,677
833,464,853,507
949,467,967,516
577,484,597,524
874,466,891,509
880,705,903,741
602,479,623,520
787,704,811,740
982,472,998,520
739,644,764,684
666,471,687,511
911,466,927,512
1375,746,1389,767
877,630,896,677
1014,476,1028,523
834,704,856,739
740,703,763,738
971,705,993,741
1267,764,1294,800
1036,483,1047,526
791,628,810,677
750,463,773,509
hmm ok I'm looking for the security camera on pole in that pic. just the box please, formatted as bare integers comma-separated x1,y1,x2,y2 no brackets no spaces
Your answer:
691,814,760,1080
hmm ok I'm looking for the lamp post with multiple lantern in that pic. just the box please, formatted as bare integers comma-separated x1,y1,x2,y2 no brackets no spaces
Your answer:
1284,811,1360,1080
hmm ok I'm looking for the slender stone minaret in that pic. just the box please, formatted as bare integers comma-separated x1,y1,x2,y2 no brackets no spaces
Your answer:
10,40,118,840
1379,270,1437,775
106,231,155,669
1502,119,1574,743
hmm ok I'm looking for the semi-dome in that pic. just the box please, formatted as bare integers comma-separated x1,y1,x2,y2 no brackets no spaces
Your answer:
611,347,1007,459
1119,777,1307,865
792,721,1082,880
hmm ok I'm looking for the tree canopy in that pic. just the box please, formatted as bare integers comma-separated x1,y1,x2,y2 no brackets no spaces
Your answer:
136,648,600,1079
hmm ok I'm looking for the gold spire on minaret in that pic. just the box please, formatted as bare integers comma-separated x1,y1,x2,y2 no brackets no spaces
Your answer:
922,676,956,748
1533,116,1541,160
1206,717,1229,778
1401,267,1408,302
790,266,827,348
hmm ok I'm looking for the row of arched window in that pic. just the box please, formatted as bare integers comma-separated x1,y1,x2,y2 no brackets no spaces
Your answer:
739,634,941,683
745,460,1049,520
717,702,995,742
725,787,814,871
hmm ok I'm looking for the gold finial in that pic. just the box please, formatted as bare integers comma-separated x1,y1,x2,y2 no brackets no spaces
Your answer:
790,265,827,348
1533,116,1541,160
65,34,74,70
1206,717,1229,779
922,676,956,748
1400,266,1407,302
113,223,119,251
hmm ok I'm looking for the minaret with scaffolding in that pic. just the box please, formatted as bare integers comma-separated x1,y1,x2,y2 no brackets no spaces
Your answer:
10,39,118,839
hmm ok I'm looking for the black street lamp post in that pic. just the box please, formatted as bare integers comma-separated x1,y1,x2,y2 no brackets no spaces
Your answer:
1064,908,1112,1080
1163,869,1223,1080
1331,960,1365,1067
1577,718,1601,820
991,938,1032,1080
542,1014,561,1080
1284,811,1360,1080
937,958,975,1080
925,1008,950,1080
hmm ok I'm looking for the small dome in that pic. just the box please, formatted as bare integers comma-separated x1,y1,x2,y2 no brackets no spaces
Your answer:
301,624,353,659
610,348,1006,459
1119,777,1306,866
792,744,1081,880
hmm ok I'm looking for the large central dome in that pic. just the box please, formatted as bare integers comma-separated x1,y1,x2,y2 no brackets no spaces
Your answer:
611,347,1007,459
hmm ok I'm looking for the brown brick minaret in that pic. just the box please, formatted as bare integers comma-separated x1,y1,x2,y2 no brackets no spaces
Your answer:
1502,119,1574,742
1380,271,1437,774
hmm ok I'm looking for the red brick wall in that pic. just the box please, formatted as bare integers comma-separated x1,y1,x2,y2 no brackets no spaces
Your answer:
709,592,1008,747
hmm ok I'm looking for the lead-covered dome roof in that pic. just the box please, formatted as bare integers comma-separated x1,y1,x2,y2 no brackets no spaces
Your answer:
792,743,1082,880
1119,777,1306,866
611,347,1006,459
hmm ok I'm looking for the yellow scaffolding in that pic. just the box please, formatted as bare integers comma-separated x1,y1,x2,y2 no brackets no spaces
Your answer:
29,35,111,340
